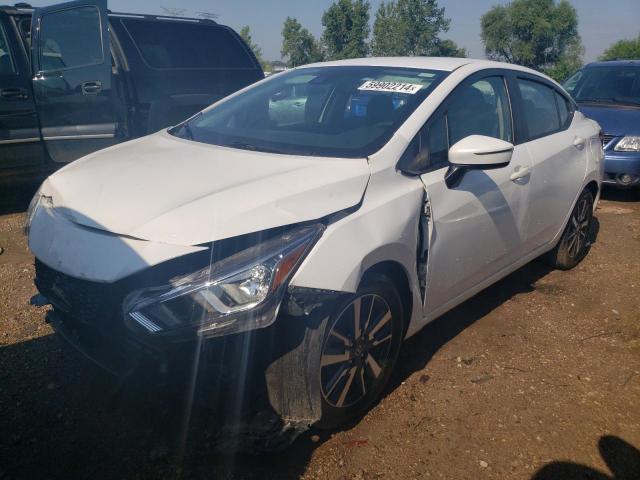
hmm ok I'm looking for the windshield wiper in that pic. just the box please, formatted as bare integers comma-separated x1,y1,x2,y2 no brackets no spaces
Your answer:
612,97,640,106
228,142,285,154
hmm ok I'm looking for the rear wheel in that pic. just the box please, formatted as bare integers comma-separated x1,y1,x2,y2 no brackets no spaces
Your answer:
316,276,403,429
544,188,594,270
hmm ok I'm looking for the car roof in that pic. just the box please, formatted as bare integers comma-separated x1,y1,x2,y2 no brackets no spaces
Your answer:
301,56,545,75
585,60,640,68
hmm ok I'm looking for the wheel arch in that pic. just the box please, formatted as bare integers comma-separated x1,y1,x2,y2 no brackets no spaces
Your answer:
359,260,413,338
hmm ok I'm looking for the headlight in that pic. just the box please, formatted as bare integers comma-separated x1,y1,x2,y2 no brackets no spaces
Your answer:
614,136,640,152
124,224,323,338
23,188,42,236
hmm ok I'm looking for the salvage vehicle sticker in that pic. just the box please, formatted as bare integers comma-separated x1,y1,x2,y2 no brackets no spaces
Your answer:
358,80,423,94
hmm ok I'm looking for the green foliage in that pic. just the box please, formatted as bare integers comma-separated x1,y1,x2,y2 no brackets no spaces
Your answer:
431,39,467,58
239,25,264,66
599,35,640,61
281,17,324,68
321,0,371,60
371,0,451,57
481,0,583,74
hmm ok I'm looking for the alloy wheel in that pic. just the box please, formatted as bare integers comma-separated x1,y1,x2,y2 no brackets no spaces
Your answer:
566,196,591,259
320,294,394,408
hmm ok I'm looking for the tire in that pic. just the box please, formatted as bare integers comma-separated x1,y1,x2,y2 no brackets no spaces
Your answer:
544,188,594,270
315,275,404,429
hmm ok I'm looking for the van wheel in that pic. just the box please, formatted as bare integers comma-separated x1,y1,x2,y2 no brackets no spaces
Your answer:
315,276,403,430
544,189,594,270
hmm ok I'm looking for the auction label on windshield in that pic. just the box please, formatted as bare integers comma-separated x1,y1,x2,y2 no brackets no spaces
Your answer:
358,80,423,94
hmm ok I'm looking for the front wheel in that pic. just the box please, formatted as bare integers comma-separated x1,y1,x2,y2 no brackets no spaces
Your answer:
315,276,404,429
544,188,594,270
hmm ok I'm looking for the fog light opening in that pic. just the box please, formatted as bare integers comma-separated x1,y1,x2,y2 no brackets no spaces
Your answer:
616,173,638,186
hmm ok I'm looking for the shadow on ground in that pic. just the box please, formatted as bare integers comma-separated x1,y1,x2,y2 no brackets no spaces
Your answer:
531,435,640,480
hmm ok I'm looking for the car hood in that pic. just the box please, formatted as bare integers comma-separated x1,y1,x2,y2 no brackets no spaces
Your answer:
41,131,371,246
578,104,640,136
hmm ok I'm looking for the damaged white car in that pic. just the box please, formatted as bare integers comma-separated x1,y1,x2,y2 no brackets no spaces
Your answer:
26,57,603,447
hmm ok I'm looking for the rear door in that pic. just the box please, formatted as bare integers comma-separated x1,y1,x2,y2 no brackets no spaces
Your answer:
0,11,45,169
509,75,586,248
31,0,118,163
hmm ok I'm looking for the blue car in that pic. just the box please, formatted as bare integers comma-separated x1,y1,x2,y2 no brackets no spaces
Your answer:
564,60,640,189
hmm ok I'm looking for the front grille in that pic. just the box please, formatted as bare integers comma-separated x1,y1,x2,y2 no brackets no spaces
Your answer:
35,260,125,330
602,134,615,147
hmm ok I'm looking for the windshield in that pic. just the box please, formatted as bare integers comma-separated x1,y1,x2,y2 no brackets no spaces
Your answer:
170,66,448,157
564,65,640,107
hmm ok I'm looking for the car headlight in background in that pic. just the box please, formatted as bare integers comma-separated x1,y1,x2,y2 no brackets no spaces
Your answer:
124,224,324,338
614,136,640,152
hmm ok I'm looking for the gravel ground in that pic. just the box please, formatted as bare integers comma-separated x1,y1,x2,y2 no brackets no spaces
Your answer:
0,184,639,480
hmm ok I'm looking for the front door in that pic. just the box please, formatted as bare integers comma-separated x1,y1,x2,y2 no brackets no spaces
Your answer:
31,0,118,163
0,11,45,169
418,73,533,316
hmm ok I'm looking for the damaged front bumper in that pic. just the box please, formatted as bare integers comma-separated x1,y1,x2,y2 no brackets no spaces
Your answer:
40,279,348,451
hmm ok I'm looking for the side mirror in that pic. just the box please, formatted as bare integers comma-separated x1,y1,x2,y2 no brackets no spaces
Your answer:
445,135,513,188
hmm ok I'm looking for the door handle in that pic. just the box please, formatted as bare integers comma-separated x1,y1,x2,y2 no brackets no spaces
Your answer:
1,88,28,99
81,81,102,95
510,165,531,181
573,137,586,150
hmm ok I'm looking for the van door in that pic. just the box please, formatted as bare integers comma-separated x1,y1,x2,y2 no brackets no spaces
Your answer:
0,11,45,170
31,0,118,163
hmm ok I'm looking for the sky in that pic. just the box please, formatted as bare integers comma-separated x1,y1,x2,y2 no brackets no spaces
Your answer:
29,0,640,62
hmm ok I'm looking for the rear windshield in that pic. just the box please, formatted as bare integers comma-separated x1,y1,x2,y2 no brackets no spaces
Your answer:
120,18,257,70
564,65,640,107
170,66,448,158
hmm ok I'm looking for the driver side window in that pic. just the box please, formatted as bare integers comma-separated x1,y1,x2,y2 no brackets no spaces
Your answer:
447,77,513,145
403,75,513,172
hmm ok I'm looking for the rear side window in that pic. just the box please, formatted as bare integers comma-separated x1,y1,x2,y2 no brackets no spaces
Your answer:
38,6,103,72
517,79,561,139
122,19,256,70
0,21,15,74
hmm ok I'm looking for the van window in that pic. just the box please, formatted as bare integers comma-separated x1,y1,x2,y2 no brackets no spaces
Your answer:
0,21,15,74
447,77,513,146
121,19,256,70
517,79,561,139
38,6,103,71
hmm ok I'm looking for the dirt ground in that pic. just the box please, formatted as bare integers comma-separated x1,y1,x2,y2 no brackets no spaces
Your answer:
0,182,639,480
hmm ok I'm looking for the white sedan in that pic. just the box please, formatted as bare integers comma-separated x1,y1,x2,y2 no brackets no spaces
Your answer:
27,57,603,442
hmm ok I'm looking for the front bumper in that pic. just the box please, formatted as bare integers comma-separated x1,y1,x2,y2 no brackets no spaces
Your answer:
603,151,640,188
37,261,348,450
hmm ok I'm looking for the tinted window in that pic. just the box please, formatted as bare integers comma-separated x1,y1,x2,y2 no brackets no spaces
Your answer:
122,19,256,69
38,6,103,71
447,77,512,146
0,22,15,74
555,91,573,129
425,113,448,167
517,79,560,139
170,66,448,158
564,66,640,107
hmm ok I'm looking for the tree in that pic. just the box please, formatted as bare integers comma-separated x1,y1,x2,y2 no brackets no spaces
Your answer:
239,25,264,66
431,39,467,58
599,35,640,61
321,0,370,60
371,0,451,57
281,17,324,68
480,0,583,77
